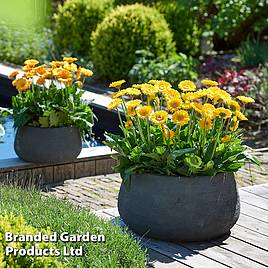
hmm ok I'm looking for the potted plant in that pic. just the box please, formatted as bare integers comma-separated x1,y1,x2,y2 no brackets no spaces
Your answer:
105,79,260,242
3,57,94,163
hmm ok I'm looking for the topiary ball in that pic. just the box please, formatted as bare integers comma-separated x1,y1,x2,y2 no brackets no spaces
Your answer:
91,4,175,80
54,0,114,55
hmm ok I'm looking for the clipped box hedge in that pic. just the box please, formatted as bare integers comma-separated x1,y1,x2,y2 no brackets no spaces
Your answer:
91,3,176,80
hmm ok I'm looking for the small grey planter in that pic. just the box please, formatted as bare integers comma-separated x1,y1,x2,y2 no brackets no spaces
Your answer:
14,126,82,163
118,172,240,242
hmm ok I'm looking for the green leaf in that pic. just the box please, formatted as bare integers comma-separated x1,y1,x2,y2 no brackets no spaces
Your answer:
39,116,49,128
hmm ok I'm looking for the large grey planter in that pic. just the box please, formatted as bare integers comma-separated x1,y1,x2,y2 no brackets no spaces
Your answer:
14,126,82,163
118,172,240,242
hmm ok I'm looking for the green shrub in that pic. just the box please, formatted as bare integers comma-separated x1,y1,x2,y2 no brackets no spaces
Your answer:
91,4,175,80
114,0,202,56
0,213,63,267
54,0,114,56
237,39,268,67
0,186,147,267
0,23,53,65
129,50,198,85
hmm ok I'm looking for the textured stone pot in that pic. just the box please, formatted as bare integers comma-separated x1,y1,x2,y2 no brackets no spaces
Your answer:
14,126,82,163
118,172,240,242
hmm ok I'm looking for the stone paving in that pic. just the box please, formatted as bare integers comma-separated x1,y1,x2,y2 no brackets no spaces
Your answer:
43,148,268,212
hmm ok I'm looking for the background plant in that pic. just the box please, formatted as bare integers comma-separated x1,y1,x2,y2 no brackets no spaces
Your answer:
54,0,114,56
0,22,54,65
5,58,94,138
237,39,268,67
0,213,64,267
129,50,198,86
91,4,176,80
105,79,260,184
0,186,147,267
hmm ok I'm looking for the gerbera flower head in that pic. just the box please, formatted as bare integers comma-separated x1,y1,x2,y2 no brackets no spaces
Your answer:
107,99,122,110
125,120,133,129
136,106,152,119
126,99,142,108
230,116,239,131
109,80,126,89
63,57,78,63
178,80,196,92
8,70,19,79
235,111,248,121
172,110,190,126
200,117,213,129
227,100,241,112
24,59,39,66
167,98,182,113
201,79,218,87
236,96,255,104
214,107,232,119
150,110,169,125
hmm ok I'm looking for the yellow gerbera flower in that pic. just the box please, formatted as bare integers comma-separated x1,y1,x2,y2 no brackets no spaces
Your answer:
178,80,196,92
230,116,239,131
201,79,218,87
167,98,182,113
191,102,203,114
172,110,190,126
49,61,63,68
33,65,47,76
127,105,136,117
126,99,142,108
182,92,202,101
24,59,39,66
164,88,181,100
150,110,169,125
153,80,172,92
123,88,141,96
63,57,78,63
221,136,231,143
109,80,126,89
111,89,126,99
136,106,152,119
235,111,248,121
80,67,93,77
236,96,255,104
227,100,241,112
12,78,31,93
107,99,122,110
214,107,232,119
202,103,216,119
8,70,19,79
125,119,133,129
181,100,191,110
141,84,158,96
200,117,213,129
36,76,46,86
64,62,78,72
132,84,142,89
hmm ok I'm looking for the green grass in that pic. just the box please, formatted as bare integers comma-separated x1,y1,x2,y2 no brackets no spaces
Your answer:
0,186,147,267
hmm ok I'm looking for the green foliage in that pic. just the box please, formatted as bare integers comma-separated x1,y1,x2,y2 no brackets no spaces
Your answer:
0,186,147,268
11,85,94,138
105,80,261,183
91,4,176,80
0,23,53,65
114,0,202,55
129,50,198,86
237,39,268,67
0,213,63,267
54,0,114,56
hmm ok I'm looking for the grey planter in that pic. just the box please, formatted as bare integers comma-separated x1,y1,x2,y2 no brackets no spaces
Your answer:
14,126,82,163
118,172,240,242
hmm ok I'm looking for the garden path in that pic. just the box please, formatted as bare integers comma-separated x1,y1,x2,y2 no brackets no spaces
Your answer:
43,148,268,212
